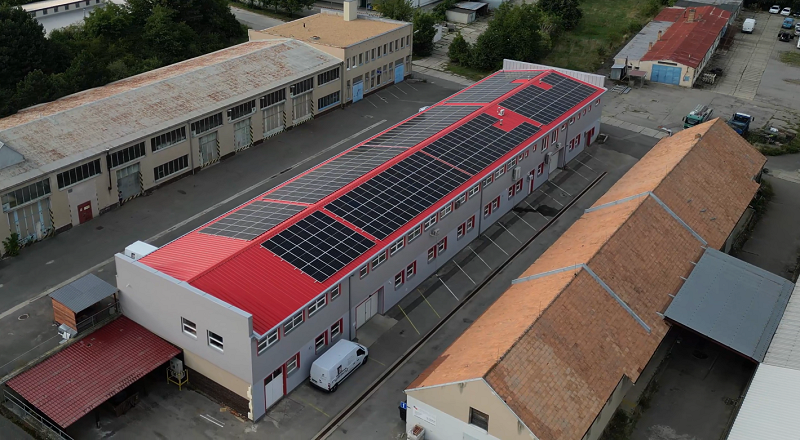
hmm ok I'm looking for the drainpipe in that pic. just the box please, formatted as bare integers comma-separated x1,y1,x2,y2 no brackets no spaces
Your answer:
105,149,112,191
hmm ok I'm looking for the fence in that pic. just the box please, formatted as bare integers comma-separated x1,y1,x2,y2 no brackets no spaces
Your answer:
3,390,74,440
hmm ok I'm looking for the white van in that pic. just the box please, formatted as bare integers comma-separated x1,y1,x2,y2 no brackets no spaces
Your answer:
743,18,756,33
309,340,368,392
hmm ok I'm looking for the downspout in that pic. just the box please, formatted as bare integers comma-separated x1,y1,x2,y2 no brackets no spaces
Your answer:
105,149,112,191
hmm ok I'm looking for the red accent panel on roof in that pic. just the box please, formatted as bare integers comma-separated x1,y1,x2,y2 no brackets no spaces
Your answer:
6,317,180,428
140,232,250,281
654,7,686,22
642,6,731,69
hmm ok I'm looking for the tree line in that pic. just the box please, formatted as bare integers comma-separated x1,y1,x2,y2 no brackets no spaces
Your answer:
233,0,316,19
0,0,247,118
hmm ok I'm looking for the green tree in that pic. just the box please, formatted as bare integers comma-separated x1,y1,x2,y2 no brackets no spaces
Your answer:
13,70,56,111
470,3,546,70
376,0,413,21
144,5,200,63
447,33,471,64
278,0,314,18
0,5,50,91
412,10,437,57
536,0,582,30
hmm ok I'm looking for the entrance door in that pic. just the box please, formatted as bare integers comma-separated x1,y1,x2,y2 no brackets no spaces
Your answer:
548,151,559,173
264,367,284,410
77,201,93,224
199,132,219,166
356,288,381,329
353,81,364,103
394,63,405,83
585,127,595,146
233,119,252,151
116,163,141,202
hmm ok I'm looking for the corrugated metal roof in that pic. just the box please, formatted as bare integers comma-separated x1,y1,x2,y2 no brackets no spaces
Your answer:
614,20,676,63
665,248,793,362
641,6,731,68
140,70,606,335
0,40,340,190
764,283,800,370
453,2,488,10
726,363,800,440
49,273,117,313
5,317,180,428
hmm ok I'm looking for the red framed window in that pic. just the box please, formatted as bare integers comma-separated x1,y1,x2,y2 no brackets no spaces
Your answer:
389,238,405,256
569,117,575,125
407,224,423,242
371,250,387,270
468,184,480,198
582,108,587,116
437,237,447,255
595,98,600,105
517,153,524,163
537,162,545,176
482,175,493,187
455,192,467,209
577,112,581,120
508,185,515,200
330,284,341,301
494,167,505,179
542,136,549,151
569,134,580,151
457,222,466,239
561,123,567,131
466,215,475,231
330,319,343,339
286,353,300,375
423,214,437,230
524,149,529,158
439,203,453,220
551,131,557,143
427,245,437,262
515,179,523,193
483,202,492,218
531,140,537,152
394,271,404,289
589,104,592,112
491,196,500,211
315,332,327,354
406,261,416,280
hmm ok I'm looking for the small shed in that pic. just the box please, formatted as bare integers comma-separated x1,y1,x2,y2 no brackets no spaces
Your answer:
446,2,488,24
50,273,118,333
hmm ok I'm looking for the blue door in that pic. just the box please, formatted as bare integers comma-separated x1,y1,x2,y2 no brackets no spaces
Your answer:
353,81,364,103
394,63,404,83
651,65,681,85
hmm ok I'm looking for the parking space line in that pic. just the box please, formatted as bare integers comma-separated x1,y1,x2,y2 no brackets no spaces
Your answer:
511,211,537,230
548,181,572,197
570,167,591,181
497,222,522,243
395,86,408,95
485,235,510,255
290,397,331,418
404,82,419,91
525,201,550,221
436,275,460,301
397,304,420,335
417,288,441,318
573,157,595,171
368,356,387,366
364,97,379,108
467,245,493,269
453,261,476,285
199,414,224,427
583,151,610,167
388,91,401,100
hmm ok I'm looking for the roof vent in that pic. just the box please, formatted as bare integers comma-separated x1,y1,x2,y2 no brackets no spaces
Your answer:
694,133,702,140
311,36,320,40
657,30,663,41
649,41,653,51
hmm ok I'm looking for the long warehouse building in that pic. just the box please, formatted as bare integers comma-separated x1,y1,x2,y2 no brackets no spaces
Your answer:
115,69,606,421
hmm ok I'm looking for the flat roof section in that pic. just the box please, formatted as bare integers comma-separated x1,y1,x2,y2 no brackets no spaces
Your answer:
49,273,116,313
5,317,180,428
258,11,407,48
665,248,794,362
726,363,800,440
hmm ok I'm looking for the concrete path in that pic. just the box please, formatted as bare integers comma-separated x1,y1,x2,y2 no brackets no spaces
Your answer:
230,6,287,30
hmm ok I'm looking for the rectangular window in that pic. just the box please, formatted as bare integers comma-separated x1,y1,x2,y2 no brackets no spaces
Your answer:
263,103,285,136
284,311,304,334
56,159,102,189
365,50,370,64
508,185,515,200
569,117,575,125
151,127,187,152
260,89,286,108
515,179,523,193
454,192,467,209
482,176,493,188
484,202,491,218
406,261,416,280
208,331,224,352
286,353,299,375
389,238,405,256
389,41,394,52
190,113,222,136
406,35,410,46
371,250,387,269
394,271,404,289
423,214,437,231
384,43,388,54
65,4,69,10
2,178,51,212
400,37,404,48
318,91,341,111
561,123,567,131
457,223,466,239
371,48,376,60
469,408,489,431
407,224,422,242
330,285,341,301
466,215,475,232
291,78,314,96
494,167,505,180
437,237,447,255
154,155,189,181
537,162,545,176
308,295,327,317
378,46,382,57
517,152,525,163
108,142,145,169
347,58,351,69
331,319,342,339
181,318,196,338
439,203,452,220
227,100,256,122
352,56,356,67
317,67,340,85
42,8,47,14
507,158,516,169
492,196,500,211
359,53,363,65
542,136,550,151
359,265,369,279
293,92,313,121
468,184,480,198
551,131,557,143
54,6,58,11
427,245,436,262
315,333,327,354
258,330,279,354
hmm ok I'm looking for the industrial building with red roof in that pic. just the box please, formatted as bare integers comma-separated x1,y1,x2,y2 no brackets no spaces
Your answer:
114,68,606,421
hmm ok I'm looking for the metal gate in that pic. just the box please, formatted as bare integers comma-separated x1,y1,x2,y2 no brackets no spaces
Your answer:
199,132,219,166
234,118,252,151
7,199,53,244
116,163,142,202
651,65,681,85
394,63,405,83
353,81,364,103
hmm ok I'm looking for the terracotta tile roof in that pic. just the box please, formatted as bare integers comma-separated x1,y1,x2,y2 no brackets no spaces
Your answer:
6,317,180,428
641,6,731,68
407,119,764,440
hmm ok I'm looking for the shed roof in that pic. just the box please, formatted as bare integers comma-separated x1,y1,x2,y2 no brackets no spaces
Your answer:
726,363,800,440
665,248,793,362
453,2,488,10
614,20,676,63
5,317,179,428
49,273,117,313
764,283,800,370
256,11,408,48
0,39,340,190
406,120,765,440
641,6,731,68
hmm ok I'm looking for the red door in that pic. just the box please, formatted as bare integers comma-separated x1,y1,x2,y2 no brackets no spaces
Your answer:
77,201,93,224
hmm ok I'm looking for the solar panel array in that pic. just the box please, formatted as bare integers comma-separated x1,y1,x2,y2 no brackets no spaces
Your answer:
446,71,544,104
200,201,305,240
326,152,471,240
363,106,478,148
265,146,406,204
262,211,375,282
499,73,597,124
422,114,539,175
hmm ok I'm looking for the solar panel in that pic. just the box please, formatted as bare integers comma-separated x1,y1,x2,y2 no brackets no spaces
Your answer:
265,146,406,204
422,114,539,175
446,71,544,104
262,211,375,282
200,201,306,240
363,106,479,148
499,73,597,124
326,152,471,240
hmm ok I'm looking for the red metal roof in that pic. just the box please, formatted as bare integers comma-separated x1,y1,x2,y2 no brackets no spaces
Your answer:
642,6,731,68
6,317,180,428
654,6,686,22
139,70,605,335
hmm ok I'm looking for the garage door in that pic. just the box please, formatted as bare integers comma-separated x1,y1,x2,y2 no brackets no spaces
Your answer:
651,65,681,85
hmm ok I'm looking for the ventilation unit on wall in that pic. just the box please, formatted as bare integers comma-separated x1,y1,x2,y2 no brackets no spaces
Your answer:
429,228,440,237
512,166,522,180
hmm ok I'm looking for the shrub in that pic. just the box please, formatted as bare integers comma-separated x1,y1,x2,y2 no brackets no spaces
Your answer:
448,33,471,63
3,233,21,257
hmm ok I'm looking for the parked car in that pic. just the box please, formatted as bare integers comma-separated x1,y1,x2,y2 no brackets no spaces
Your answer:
783,7,792,15
743,18,756,33
770,5,782,13
783,17,795,28
795,23,800,35
309,339,368,392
